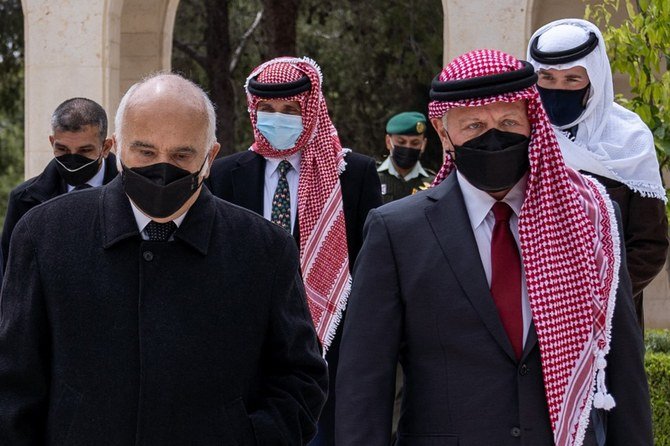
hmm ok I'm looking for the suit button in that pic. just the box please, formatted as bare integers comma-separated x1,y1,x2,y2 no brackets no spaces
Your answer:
510,427,521,437
519,364,529,376
143,251,154,261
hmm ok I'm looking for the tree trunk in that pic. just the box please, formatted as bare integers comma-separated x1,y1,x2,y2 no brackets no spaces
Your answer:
203,0,236,156
260,0,300,58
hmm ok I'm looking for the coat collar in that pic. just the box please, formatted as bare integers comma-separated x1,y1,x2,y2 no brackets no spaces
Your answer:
425,173,521,362
100,176,215,255
231,150,265,215
21,159,67,203
22,153,119,204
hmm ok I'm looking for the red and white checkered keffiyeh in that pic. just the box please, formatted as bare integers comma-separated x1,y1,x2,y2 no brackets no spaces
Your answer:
245,57,350,353
430,49,620,446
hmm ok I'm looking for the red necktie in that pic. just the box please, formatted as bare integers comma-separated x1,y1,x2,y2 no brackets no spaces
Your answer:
490,201,523,360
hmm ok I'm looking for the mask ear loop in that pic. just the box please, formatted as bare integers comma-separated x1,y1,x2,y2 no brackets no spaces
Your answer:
194,153,212,189
55,152,103,173
444,130,457,160
582,83,592,106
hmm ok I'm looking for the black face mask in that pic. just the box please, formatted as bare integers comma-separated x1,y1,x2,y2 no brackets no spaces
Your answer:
452,128,530,192
391,145,422,170
537,84,590,127
55,154,102,186
122,161,206,219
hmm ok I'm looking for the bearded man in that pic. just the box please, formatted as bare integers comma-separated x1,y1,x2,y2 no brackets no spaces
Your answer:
336,49,652,446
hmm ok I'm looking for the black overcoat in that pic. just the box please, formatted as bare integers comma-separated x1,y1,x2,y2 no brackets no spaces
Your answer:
1,153,119,268
0,177,328,445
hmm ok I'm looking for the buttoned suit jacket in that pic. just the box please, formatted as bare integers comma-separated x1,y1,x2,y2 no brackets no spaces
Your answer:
0,177,328,445
206,149,383,445
335,173,652,446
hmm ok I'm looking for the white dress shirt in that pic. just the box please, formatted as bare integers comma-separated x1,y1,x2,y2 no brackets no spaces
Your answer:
129,200,188,241
456,171,532,345
66,158,107,192
377,157,430,181
263,152,301,233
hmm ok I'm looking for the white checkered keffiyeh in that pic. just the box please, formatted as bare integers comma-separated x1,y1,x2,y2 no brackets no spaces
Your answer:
430,49,620,446
245,57,350,354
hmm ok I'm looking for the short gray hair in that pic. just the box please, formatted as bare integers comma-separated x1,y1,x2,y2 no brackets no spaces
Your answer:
114,72,217,164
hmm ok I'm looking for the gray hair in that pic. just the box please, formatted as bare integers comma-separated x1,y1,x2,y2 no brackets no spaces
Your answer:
114,72,217,167
51,97,108,142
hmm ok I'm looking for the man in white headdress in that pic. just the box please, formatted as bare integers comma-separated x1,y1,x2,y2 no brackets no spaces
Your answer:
528,18,669,328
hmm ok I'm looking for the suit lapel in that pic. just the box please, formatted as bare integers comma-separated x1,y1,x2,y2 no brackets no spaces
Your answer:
521,322,538,361
231,151,265,215
425,174,518,362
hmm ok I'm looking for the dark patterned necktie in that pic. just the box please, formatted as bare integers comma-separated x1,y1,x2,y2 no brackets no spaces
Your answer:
271,160,292,232
73,183,92,191
490,201,523,359
145,221,177,241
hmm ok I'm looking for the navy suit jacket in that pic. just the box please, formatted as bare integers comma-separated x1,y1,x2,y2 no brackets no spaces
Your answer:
336,173,652,446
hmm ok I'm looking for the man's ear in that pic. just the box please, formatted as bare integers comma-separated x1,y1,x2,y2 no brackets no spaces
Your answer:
101,138,114,158
385,135,393,153
430,117,452,150
203,143,221,179
111,134,119,152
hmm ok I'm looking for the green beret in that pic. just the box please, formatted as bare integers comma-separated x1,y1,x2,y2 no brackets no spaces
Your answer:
386,111,427,135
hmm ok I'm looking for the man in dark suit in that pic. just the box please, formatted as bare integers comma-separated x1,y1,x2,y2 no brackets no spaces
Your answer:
1,97,117,268
0,73,327,445
336,50,652,445
208,57,382,446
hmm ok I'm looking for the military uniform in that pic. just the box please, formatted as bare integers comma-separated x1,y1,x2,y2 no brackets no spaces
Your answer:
379,111,434,204
377,157,434,204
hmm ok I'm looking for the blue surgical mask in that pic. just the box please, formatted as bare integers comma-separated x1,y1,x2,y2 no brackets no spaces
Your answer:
256,111,303,150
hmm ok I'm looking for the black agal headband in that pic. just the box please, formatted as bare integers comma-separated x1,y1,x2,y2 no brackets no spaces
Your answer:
429,61,538,101
529,31,599,64
247,75,311,98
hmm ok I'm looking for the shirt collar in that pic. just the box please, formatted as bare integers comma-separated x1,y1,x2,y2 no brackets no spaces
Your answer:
456,170,528,229
128,199,188,233
264,151,301,175
377,156,429,181
66,157,107,192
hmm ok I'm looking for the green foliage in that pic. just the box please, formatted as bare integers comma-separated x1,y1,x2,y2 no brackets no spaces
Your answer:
585,0,670,209
647,329,670,353
0,0,23,115
0,0,24,227
646,352,670,445
297,0,444,169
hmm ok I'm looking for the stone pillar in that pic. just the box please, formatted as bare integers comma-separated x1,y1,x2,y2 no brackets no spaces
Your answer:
441,0,532,63
22,0,121,178
119,0,179,106
21,0,179,179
